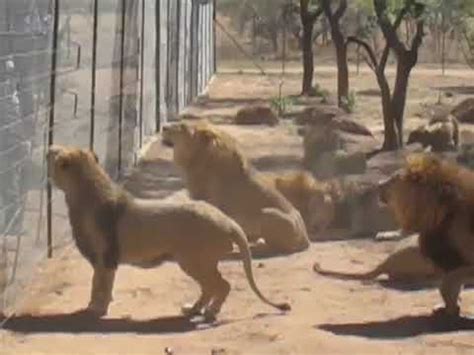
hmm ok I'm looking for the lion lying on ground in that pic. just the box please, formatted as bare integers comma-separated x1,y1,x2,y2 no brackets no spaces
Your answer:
162,122,310,256
313,235,439,283
47,145,290,321
266,171,336,236
379,153,474,317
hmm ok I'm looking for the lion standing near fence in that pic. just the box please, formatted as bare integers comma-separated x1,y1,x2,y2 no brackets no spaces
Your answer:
162,122,310,256
379,154,474,317
47,145,290,321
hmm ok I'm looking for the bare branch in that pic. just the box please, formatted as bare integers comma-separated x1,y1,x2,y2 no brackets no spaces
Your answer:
347,36,378,69
334,0,348,21
380,44,390,71
410,19,424,52
374,0,407,55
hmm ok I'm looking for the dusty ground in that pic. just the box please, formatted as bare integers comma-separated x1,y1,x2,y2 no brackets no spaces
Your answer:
2,65,474,354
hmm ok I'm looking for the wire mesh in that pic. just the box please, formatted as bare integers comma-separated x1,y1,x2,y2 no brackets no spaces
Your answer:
0,0,216,318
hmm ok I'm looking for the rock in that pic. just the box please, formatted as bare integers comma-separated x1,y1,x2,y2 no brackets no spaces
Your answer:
333,117,373,137
234,105,279,126
451,98,474,123
294,105,344,126
312,150,367,179
303,125,378,175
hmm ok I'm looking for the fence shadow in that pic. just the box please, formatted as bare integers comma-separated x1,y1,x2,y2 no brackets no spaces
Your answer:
318,313,474,339
122,158,183,199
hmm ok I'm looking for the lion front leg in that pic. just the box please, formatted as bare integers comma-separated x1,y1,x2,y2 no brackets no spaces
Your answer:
86,265,116,318
433,266,474,317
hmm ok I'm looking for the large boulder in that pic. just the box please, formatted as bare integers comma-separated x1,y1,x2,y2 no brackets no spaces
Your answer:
303,120,378,178
314,150,367,179
234,105,279,126
294,105,344,126
451,98,474,124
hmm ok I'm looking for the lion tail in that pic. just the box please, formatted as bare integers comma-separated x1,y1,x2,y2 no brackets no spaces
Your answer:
313,262,381,281
227,223,291,312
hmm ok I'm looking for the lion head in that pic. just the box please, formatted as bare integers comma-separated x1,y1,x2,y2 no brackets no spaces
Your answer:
162,122,249,174
378,154,465,233
273,172,335,233
47,145,101,193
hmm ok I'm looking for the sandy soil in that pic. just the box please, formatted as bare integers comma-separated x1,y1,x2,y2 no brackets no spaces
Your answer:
2,66,474,354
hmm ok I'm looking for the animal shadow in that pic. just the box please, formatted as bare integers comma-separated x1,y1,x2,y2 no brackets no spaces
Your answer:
318,313,474,339
0,311,221,335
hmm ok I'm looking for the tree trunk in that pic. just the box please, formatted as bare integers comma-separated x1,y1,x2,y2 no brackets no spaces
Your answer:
391,58,412,147
301,21,314,95
377,72,398,150
335,38,349,106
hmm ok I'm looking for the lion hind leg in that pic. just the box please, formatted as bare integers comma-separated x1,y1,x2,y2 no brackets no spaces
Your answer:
259,208,309,254
203,270,231,322
177,255,227,320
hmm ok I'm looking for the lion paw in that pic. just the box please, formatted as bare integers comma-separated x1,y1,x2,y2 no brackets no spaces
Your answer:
181,303,202,317
202,310,217,323
432,304,460,318
75,307,106,319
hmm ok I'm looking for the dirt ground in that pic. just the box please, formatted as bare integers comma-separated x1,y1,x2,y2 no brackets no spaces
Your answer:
2,65,474,354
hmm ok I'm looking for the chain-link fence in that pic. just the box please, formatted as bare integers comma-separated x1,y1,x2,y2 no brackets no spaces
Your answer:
0,0,216,314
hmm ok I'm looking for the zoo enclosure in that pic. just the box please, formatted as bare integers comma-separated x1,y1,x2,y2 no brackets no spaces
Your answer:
0,0,216,314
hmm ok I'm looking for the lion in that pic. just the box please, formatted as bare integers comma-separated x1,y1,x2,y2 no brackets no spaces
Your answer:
313,235,439,283
161,122,310,256
407,115,459,152
267,171,336,236
379,153,474,317
47,145,290,321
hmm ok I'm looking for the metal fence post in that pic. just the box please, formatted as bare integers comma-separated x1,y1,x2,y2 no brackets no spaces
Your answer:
117,0,126,176
155,0,161,132
90,0,99,150
138,0,145,147
47,0,61,259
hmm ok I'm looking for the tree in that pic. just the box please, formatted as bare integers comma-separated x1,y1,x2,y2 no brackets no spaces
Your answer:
348,0,425,150
321,0,348,108
299,0,323,95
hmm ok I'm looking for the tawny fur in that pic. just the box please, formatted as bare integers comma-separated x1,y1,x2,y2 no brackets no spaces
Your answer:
265,171,335,236
313,235,439,282
380,153,474,317
162,122,310,256
47,145,290,320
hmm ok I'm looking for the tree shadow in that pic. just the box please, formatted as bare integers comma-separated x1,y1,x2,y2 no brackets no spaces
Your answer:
193,97,269,110
433,85,474,95
318,313,474,339
0,311,218,335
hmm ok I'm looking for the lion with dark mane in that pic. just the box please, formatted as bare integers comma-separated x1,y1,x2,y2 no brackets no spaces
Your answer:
379,153,474,317
47,145,290,321
162,122,310,256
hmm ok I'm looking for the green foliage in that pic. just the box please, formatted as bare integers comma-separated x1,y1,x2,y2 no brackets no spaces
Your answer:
306,84,330,100
270,95,296,114
341,91,357,113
